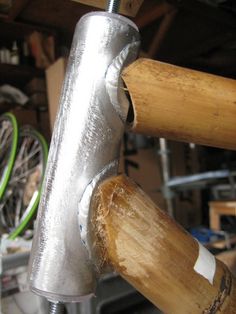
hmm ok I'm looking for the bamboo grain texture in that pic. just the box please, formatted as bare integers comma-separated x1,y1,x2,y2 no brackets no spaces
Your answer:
122,58,236,150
92,175,236,314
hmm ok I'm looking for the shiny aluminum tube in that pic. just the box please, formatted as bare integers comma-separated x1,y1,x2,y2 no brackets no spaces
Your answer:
159,138,174,217
28,12,140,303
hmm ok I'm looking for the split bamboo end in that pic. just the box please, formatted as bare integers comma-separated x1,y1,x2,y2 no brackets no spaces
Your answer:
92,175,236,313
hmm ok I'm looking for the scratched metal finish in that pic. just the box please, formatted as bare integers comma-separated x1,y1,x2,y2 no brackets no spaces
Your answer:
29,12,140,303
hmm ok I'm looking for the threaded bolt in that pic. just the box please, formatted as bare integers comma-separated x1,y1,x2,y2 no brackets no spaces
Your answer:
49,302,65,314
106,0,121,13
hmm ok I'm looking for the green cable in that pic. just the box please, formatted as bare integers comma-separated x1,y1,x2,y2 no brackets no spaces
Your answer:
0,113,18,200
8,128,48,240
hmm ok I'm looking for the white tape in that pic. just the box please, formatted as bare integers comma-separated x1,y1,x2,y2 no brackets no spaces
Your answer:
194,241,216,285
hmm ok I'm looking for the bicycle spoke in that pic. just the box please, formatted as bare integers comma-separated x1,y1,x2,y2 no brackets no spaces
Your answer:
14,190,24,227
10,166,41,185
13,147,41,170
0,126,48,236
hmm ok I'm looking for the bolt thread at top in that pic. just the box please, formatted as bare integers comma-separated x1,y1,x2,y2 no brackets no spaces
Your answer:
106,0,121,13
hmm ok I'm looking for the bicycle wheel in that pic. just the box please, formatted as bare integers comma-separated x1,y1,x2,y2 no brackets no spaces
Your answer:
0,126,48,239
0,113,18,201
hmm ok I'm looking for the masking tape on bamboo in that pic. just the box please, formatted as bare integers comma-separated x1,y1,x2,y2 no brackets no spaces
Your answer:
194,241,216,285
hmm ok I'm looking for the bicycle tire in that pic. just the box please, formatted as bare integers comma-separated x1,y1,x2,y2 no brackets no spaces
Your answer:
0,112,18,200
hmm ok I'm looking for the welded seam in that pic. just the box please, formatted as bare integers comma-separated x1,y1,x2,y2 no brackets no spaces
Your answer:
105,41,140,122
78,160,118,254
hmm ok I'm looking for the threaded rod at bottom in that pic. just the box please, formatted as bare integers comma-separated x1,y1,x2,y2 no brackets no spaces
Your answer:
49,302,65,314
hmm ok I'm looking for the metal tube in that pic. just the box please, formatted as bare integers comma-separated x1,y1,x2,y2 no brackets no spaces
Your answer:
159,138,174,217
2,252,30,272
167,170,231,188
29,12,140,303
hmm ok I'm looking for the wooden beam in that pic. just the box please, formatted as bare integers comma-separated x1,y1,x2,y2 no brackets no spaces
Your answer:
174,32,236,65
71,0,144,17
122,58,236,150
92,175,236,313
148,9,177,58
134,2,173,29
7,0,31,21
170,0,236,28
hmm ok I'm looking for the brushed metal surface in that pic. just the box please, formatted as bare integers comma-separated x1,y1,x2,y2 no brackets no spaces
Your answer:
29,12,139,303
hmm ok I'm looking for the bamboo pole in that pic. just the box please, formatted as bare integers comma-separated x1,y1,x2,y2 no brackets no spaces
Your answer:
92,175,236,314
122,58,236,150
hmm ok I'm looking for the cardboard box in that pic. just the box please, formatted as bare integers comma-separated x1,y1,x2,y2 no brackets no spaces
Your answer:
46,58,67,131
